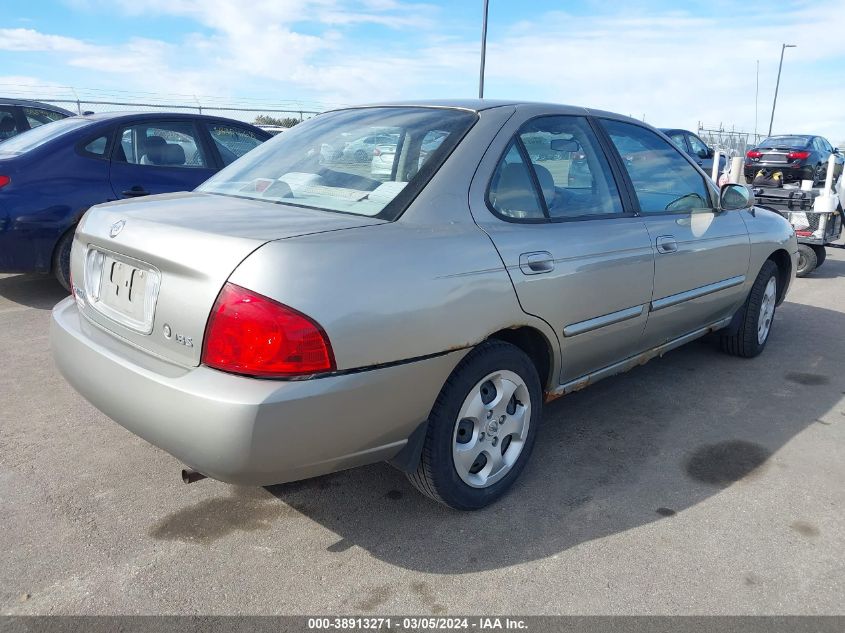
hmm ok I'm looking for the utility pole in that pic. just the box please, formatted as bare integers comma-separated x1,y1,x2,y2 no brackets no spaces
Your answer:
768,43,796,137
478,0,489,99
754,60,759,141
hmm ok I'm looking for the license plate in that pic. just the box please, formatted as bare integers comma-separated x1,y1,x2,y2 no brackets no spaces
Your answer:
84,248,161,333
762,153,787,163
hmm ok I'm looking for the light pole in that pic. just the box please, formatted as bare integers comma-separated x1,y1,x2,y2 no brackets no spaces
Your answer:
768,43,796,136
478,0,489,99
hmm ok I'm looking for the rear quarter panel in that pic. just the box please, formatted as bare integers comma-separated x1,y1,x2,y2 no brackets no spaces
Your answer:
228,216,560,376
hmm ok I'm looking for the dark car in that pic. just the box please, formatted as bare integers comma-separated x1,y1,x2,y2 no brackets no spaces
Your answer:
744,134,844,185
0,98,75,141
0,112,270,288
660,128,726,176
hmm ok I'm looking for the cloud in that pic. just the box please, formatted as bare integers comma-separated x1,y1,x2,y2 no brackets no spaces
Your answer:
0,28,93,54
3,1,845,140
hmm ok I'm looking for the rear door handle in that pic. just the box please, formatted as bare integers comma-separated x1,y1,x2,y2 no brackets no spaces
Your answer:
122,186,150,198
655,235,678,254
519,251,555,275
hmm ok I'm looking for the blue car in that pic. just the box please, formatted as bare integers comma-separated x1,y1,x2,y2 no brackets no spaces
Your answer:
0,112,271,288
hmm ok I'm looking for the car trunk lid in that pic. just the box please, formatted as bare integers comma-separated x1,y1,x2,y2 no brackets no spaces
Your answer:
72,191,384,367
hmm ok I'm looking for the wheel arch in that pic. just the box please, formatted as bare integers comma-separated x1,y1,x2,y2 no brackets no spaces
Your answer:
487,326,555,392
766,248,792,304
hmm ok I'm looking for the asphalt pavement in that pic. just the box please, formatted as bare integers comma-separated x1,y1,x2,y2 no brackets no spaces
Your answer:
1,247,844,615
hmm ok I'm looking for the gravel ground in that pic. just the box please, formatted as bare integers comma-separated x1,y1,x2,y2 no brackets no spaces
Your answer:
1,246,843,615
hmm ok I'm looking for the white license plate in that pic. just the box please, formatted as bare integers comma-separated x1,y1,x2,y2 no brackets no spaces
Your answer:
84,248,161,333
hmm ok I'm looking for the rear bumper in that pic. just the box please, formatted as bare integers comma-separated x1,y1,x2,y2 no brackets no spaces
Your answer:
51,297,465,486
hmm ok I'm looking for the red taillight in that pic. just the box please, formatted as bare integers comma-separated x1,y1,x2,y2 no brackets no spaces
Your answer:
795,229,813,237
201,283,335,377
746,150,762,159
0,175,10,188
787,150,810,160
373,148,381,156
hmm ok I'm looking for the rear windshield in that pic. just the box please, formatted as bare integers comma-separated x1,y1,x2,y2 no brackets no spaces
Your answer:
0,117,92,155
758,136,810,148
197,107,477,220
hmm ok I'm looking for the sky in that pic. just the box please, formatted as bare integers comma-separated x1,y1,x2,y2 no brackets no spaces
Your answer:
1,0,843,143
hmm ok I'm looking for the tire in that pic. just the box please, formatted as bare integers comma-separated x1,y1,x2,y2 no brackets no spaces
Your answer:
354,149,368,162
796,243,817,277
812,245,827,268
811,164,823,187
720,260,779,358
52,229,74,292
407,341,542,510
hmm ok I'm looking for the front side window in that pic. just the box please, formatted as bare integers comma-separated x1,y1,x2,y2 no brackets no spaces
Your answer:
198,107,477,219
207,124,265,166
0,107,20,140
114,121,208,168
23,107,67,129
601,119,713,214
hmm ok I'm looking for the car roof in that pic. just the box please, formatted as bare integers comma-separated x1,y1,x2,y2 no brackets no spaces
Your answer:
0,98,75,116
329,99,650,125
59,111,270,136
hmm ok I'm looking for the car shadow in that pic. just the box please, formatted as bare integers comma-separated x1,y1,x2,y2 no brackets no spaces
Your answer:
0,273,68,310
257,300,844,574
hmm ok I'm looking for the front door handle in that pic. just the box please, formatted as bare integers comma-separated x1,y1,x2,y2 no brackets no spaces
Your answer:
122,186,150,198
519,251,555,275
655,235,678,254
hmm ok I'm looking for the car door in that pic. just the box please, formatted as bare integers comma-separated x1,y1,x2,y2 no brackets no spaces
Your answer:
108,119,217,199
470,114,655,384
598,118,750,347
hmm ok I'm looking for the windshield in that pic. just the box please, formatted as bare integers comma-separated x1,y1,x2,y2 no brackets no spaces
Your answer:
0,117,92,155
197,107,477,220
758,136,810,148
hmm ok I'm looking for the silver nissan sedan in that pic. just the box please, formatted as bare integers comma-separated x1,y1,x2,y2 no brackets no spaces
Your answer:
51,100,797,509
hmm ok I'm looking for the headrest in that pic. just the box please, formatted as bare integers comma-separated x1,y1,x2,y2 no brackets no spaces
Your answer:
144,143,186,166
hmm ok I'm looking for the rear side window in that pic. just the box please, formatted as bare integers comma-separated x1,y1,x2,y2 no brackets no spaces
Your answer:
488,142,545,220
207,124,265,166
0,107,21,141
114,121,208,168
83,136,108,156
488,115,624,221
23,107,66,129
601,119,713,214
518,116,624,218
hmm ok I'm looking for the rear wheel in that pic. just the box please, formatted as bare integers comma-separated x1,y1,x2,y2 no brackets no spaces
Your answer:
407,341,542,510
796,244,817,277
811,245,827,268
720,260,779,358
51,229,74,292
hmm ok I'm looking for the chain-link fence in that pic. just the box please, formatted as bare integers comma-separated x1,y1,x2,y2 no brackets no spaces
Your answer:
0,84,324,127
697,123,765,158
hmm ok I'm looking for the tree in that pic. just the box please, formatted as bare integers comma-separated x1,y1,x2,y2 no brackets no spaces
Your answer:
254,114,300,128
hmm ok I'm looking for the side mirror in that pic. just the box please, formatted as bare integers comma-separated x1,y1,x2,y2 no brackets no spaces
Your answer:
720,183,756,211
707,147,715,158
550,138,580,152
